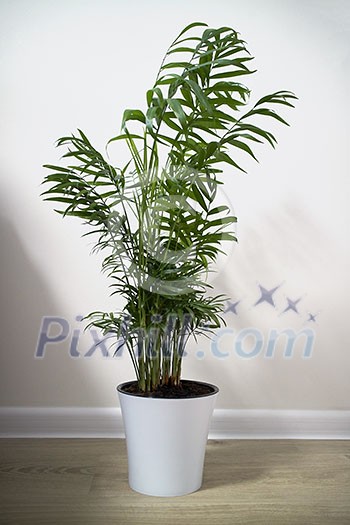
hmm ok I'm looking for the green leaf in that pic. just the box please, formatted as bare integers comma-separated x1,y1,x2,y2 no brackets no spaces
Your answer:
175,21,208,40
185,78,213,113
167,46,196,55
43,164,71,173
162,113,182,132
161,61,192,70
43,197,74,203
167,98,187,128
244,107,290,126
122,109,146,129
255,90,297,106
191,184,208,212
208,205,230,215
224,138,259,161
146,87,164,107
211,69,257,79
236,123,277,147
212,151,246,173
202,216,237,230
107,134,143,146
192,119,226,130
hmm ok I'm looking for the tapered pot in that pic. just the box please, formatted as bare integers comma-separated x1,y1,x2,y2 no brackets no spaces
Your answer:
117,379,219,497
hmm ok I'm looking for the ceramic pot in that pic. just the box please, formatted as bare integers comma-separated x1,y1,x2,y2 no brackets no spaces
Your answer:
117,379,219,497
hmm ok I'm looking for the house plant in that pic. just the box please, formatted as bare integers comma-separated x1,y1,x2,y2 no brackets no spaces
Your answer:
42,22,296,496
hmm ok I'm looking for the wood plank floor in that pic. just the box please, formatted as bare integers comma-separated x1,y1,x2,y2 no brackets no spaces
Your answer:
0,439,349,524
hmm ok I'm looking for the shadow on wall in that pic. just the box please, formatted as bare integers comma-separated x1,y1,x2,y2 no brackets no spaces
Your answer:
232,200,331,285
207,199,334,409
0,208,103,407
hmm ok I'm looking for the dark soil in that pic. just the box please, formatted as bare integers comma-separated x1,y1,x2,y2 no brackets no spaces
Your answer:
120,379,217,399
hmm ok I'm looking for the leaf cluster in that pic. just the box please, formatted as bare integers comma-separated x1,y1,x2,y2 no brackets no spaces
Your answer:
42,22,296,391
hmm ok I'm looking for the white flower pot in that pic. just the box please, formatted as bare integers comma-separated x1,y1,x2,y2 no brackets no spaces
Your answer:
117,380,219,497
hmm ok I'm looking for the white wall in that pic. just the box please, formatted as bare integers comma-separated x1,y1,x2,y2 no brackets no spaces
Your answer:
0,0,349,410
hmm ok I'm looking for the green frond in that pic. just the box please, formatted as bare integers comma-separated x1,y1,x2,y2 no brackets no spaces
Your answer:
42,21,296,392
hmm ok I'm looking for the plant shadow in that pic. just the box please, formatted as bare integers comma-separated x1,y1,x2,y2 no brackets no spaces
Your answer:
0,207,104,409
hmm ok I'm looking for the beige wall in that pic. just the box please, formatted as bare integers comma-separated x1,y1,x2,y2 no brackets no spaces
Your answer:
1,0,349,409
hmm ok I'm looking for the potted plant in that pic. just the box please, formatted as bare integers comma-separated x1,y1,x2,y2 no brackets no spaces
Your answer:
42,22,296,497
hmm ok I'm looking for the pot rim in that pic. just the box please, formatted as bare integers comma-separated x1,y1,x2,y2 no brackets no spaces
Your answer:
117,379,219,399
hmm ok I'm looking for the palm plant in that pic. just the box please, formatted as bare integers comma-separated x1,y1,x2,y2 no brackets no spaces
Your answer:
42,22,296,393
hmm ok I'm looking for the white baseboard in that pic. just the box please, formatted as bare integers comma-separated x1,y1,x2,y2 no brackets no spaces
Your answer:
0,407,349,439
210,409,350,439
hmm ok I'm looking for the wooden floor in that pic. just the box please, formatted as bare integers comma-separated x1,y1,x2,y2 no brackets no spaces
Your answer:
0,439,349,524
